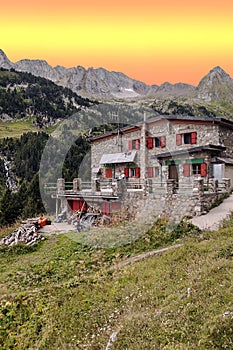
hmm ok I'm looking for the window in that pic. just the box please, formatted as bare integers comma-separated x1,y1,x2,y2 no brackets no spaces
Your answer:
147,167,159,177
176,132,197,145
192,164,201,175
128,139,140,150
154,167,159,177
184,162,207,177
192,163,207,176
130,167,140,178
155,137,160,147
154,136,166,148
184,133,191,144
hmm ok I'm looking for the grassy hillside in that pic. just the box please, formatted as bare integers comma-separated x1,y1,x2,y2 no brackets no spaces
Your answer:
151,97,233,120
0,217,232,349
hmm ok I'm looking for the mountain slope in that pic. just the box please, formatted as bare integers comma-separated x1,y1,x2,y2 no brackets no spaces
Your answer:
0,68,94,127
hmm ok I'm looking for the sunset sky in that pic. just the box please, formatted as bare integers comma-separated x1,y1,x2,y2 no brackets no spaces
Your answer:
1,0,233,85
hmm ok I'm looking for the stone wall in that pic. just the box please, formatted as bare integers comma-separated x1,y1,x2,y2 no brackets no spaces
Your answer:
219,125,233,157
148,120,219,156
120,178,230,223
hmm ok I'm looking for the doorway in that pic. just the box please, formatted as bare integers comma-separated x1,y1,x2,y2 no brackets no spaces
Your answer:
169,163,179,185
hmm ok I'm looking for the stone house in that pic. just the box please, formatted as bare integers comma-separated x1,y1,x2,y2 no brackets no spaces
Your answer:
53,114,233,221
91,115,233,188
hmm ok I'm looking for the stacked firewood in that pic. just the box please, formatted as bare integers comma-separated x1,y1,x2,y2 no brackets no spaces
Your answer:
0,219,44,247
93,215,111,227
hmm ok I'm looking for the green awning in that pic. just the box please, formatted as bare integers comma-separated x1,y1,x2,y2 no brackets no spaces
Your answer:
186,158,204,164
165,160,181,165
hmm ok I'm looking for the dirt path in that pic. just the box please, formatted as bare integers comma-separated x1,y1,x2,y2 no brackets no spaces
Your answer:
111,243,183,270
191,193,233,231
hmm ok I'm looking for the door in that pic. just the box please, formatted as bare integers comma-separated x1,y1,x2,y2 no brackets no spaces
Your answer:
213,164,223,182
169,164,179,185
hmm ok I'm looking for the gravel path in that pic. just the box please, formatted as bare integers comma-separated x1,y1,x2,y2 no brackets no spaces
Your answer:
191,193,233,231
38,222,76,234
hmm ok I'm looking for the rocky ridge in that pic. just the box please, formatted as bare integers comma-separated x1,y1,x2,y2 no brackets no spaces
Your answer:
1,50,233,117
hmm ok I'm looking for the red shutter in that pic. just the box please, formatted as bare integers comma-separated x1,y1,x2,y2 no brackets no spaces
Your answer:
160,136,166,148
73,200,78,212
101,202,105,215
147,137,153,149
135,167,140,178
105,168,112,178
148,167,154,178
128,140,132,150
176,134,182,146
101,202,110,215
124,168,129,178
191,132,197,144
183,163,190,177
135,139,140,149
200,162,207,177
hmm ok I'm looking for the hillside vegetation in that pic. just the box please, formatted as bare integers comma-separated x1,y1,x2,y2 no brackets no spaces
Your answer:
0,68,94,128
0,217,232,349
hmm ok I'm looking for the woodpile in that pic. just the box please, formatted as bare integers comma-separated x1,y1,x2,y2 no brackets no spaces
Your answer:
0,219,44,247
110,207,136,226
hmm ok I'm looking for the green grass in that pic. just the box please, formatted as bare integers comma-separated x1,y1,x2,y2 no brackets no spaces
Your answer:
0,120,38,139
0,218,232,349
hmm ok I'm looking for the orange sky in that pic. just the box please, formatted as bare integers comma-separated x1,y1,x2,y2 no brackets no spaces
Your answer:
1,0,233,85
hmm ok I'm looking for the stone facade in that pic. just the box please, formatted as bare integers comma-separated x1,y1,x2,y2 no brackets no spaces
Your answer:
55,115,233,223
91,116,233,189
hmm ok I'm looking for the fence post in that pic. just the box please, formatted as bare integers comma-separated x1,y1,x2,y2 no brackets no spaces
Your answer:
222,178,231,192
57,178,65,194
209,178,218,193
147,179,153,193
193,178,204,196
56,178,67,216
92,178,100,192
166,179,176,195
73,178,81,191
193,178,204,215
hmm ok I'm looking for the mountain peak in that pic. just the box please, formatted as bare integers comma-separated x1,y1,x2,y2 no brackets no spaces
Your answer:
198,66,232,86
0,49,6,57
197,66,233,102
202,66,231,83
0,49,13,69
211,65,227,73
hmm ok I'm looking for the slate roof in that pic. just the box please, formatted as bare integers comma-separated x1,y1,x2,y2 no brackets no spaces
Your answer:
99,150,137,164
